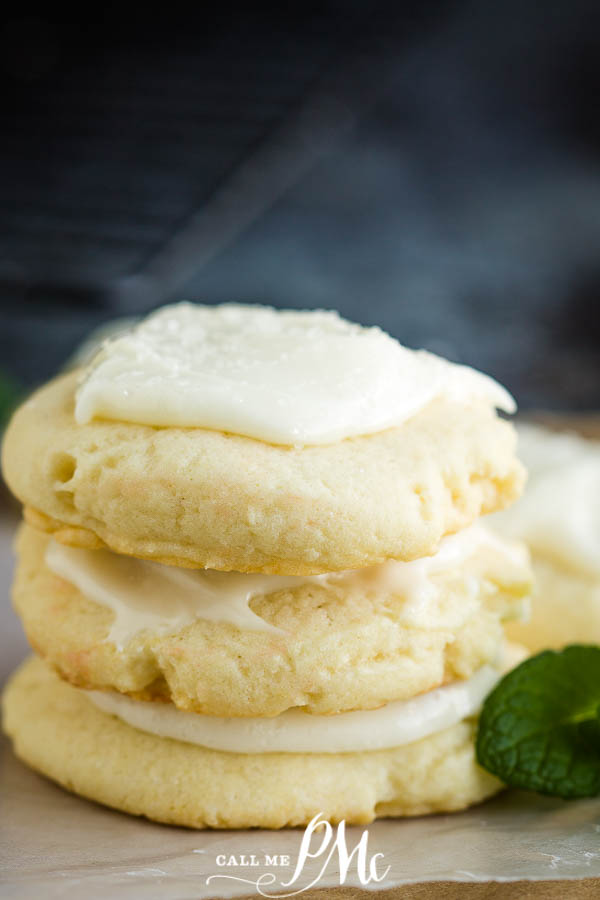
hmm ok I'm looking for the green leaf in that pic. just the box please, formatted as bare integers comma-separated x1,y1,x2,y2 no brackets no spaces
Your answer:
476,645,600,798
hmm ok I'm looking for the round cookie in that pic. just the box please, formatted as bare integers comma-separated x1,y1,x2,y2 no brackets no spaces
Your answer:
13,524,529,717
2,658,502,828
507,559,600,652
493,424,600,651
2,372,524,575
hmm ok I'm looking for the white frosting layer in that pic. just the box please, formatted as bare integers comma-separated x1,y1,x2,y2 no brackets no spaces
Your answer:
87,663,504,754
75,303,515,445
492,424,600,578
45,540,287,642
45,524,530,650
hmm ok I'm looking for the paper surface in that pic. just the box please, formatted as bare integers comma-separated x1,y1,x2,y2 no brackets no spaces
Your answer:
2,732,600,899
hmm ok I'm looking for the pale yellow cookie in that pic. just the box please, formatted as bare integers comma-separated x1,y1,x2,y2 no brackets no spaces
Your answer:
507,558,600,652
2,658,502,828
13,524,529,717
2,371,524,574
492,423,600,651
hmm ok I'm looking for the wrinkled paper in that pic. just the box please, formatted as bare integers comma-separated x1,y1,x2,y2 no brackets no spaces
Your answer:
2,734,600,899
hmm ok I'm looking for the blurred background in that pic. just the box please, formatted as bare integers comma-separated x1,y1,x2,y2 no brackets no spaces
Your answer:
1,1,599,423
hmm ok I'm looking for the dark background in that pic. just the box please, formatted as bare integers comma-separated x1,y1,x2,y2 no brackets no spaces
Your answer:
1,1,599,412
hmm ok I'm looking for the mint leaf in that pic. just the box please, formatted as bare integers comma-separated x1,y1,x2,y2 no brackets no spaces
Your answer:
476,645,600,798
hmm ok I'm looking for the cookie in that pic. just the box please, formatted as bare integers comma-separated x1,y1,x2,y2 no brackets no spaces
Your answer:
2,371,525,574
3,657,502,828
13,524,531,716
494,424,600,650
506,559,600,652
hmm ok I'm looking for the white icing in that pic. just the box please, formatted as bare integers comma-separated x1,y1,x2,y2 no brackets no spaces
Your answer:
74,303,515,446
87,663,502,754
45,525,530,649
492,424,600,578
45,540,289,645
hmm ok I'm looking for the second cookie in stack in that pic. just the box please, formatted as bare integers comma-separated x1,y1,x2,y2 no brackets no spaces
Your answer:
2,303,532,828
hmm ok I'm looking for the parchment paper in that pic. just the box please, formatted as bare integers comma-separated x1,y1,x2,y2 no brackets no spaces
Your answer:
2,733,600,899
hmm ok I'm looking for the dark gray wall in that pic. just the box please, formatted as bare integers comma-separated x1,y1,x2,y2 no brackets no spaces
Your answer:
1,2,599,409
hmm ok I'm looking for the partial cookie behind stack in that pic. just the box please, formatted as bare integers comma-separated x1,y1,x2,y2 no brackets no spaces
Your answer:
493,424,600,652
2,304,531,828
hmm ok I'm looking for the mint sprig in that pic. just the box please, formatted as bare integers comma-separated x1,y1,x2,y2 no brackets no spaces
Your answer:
476,645,600,798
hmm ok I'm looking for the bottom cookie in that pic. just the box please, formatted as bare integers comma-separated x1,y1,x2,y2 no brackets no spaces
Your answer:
2,657,502,829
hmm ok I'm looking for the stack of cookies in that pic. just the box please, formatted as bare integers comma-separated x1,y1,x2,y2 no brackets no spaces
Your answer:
2,304,531,828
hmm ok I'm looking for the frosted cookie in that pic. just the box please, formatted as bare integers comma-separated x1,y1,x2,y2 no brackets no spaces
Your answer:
1,303,529,829
3,657,504,828
2,305,524,574
13,522,531,716
492,424,600,651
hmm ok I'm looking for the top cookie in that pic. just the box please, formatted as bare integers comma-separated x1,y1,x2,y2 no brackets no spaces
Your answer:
2,370,523,573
